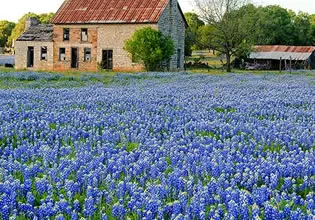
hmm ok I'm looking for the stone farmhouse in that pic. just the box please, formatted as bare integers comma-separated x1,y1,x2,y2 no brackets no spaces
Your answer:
15,0,187,72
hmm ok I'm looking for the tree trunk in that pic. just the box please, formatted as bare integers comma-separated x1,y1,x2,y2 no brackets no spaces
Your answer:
226,53,231,72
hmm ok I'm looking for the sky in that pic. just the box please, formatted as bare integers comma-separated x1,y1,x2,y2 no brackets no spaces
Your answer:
0,0,315,22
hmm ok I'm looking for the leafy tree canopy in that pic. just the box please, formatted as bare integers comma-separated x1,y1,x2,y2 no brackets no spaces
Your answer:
184,12,204,56
0,20,15,47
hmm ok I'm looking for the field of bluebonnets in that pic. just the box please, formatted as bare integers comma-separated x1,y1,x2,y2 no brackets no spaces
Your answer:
0,71,314,220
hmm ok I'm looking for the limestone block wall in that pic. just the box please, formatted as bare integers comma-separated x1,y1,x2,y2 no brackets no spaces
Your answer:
53,25,98,71
158,0,186,71
15,41,54,70
97,23,156,72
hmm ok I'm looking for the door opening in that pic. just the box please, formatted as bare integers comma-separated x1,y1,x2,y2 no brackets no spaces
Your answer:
27,47,34,67
102,50,113,70
177,49,181,69
71,48,78,68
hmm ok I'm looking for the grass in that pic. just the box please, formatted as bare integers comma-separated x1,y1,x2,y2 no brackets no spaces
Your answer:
196,131,221,140
213,107,236,113
117,142,140,153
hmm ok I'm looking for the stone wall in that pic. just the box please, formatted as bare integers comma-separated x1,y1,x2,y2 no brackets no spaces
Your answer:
53,23,157,72
53,25,98,71
158,0,186,71
15,41,54,70
97,23,156,72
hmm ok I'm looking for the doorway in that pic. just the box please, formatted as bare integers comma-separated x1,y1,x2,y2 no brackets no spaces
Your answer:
27,47,34,67
102,50,113,70
71,48,78,68
177,49,181,69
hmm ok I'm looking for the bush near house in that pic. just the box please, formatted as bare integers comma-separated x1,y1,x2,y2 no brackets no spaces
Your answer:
124,27,174,71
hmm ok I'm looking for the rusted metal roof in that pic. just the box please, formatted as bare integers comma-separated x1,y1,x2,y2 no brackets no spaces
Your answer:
51,0,171,24
249,45,315,61
254,45,315,53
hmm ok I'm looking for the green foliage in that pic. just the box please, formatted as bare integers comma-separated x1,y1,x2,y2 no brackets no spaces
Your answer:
125,142,139,153
213,107,236,113
290,12,312,45
237,4,314,46
117,142,140,153
49,123,57,130
184,12,205,56
38,13,55,24
0,20,15,47
310,14,315,44
124,27,174,71
197,25,216,51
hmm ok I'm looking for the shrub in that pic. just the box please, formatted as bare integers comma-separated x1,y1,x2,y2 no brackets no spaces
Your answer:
124,27,174,71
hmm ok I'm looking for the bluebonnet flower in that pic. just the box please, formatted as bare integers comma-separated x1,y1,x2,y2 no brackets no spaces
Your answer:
26,192,35,205
0,73,315,219
83,196,95,217
55,213,65,220
1,205,10,219
101,213,108,220
71,211,78,220
112,202,126,218
251,203,260,219
73,199,81,212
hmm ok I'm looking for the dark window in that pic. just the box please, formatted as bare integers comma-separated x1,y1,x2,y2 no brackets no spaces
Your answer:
84,48,91,62
81,28,88,42
59,48,66,61
41,46,47,60
63,28,70,41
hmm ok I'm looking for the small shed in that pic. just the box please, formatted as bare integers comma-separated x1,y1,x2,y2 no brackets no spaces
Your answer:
15,18,54,70
248,45,315,70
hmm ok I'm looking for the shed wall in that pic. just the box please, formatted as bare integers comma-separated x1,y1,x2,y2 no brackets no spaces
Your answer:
15,41,54,70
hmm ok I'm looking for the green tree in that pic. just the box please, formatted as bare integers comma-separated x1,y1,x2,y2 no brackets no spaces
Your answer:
0,20,15,47
197,24,215,51
290,12,312,45
254,6,294,45
194,0,253,72
184,12,204,56
310,14,315,44
38,13,55,24
241,5,313,46
124,27,174,71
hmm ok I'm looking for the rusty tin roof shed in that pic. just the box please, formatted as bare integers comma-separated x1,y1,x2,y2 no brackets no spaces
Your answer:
249,45,315,61
51,0,187,26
